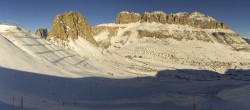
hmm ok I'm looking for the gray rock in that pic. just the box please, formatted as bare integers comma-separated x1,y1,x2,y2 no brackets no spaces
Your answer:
35,28,48,39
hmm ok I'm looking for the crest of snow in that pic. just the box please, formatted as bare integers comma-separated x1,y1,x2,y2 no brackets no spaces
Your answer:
69,11,74,13
151,11,166,15
120,11,130,14
0,25,16,32
144,12,150,15
96,23,117,27
174,12,189,16
120,11,141,16
190,11,216,22
133,12,141,16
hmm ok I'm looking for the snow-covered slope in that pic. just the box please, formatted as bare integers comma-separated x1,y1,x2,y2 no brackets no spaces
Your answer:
0,24,250,110
93,22,250,74
0,25,123,78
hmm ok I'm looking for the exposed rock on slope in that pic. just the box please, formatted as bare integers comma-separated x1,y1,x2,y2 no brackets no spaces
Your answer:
47,11,96,45
116,11,228,29
92,26,119,48
35,28,48,39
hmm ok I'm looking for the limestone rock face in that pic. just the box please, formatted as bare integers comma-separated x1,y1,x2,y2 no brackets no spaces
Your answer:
92,26,120,49
116,11,141,24
141,11,167,24
47,11,96,45
137,29,247,50
116,11,228,29
188,12,228,29
35,28,48,39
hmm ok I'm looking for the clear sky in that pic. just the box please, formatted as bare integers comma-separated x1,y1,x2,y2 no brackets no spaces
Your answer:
0,0,249,37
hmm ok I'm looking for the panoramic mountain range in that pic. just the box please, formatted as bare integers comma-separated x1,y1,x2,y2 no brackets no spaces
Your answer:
35,11,250,73
1,11,250,110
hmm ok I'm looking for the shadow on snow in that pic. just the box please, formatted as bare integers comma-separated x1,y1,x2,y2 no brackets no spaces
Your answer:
0,67,249,109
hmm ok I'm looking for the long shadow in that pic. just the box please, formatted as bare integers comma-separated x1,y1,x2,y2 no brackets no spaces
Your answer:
35,49,65,54
0,67,250,110
15,36,40,39
22,43,52,46
52,54,76,64
74,58,89,66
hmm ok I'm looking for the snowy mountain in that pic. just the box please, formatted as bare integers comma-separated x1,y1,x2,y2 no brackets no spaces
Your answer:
0,11,250,110
92,11,250,73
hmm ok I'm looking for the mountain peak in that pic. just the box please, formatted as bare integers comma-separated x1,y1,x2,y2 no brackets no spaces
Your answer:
47,11,96,45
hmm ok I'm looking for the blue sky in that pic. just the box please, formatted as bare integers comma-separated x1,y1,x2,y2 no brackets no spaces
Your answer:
0,0,249,37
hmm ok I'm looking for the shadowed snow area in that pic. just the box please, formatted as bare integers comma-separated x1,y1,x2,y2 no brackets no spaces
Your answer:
0,67,250,110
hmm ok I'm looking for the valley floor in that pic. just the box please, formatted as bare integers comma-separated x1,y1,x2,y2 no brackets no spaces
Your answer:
0,67,250,110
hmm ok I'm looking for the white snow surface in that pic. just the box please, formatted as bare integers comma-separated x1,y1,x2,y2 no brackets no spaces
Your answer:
0,24,250,110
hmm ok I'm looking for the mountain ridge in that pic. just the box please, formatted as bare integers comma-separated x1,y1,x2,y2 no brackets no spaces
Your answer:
93,11,248,51
30,11,250,74
116,11,228,29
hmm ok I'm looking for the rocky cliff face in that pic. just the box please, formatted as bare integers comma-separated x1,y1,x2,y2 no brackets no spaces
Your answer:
92,11,249,51
137,29,248,50
47,11,96,45
116,11,228,29
35,28,48,39
116,12,141,24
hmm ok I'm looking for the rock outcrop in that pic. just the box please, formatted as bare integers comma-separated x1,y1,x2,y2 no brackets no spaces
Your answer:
141,11,167,24
116,11,228,29
116,11,141,24
47,11,96,45
35,28,48,39
92,26,120,49
137,29,248,50
92,26,119,37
